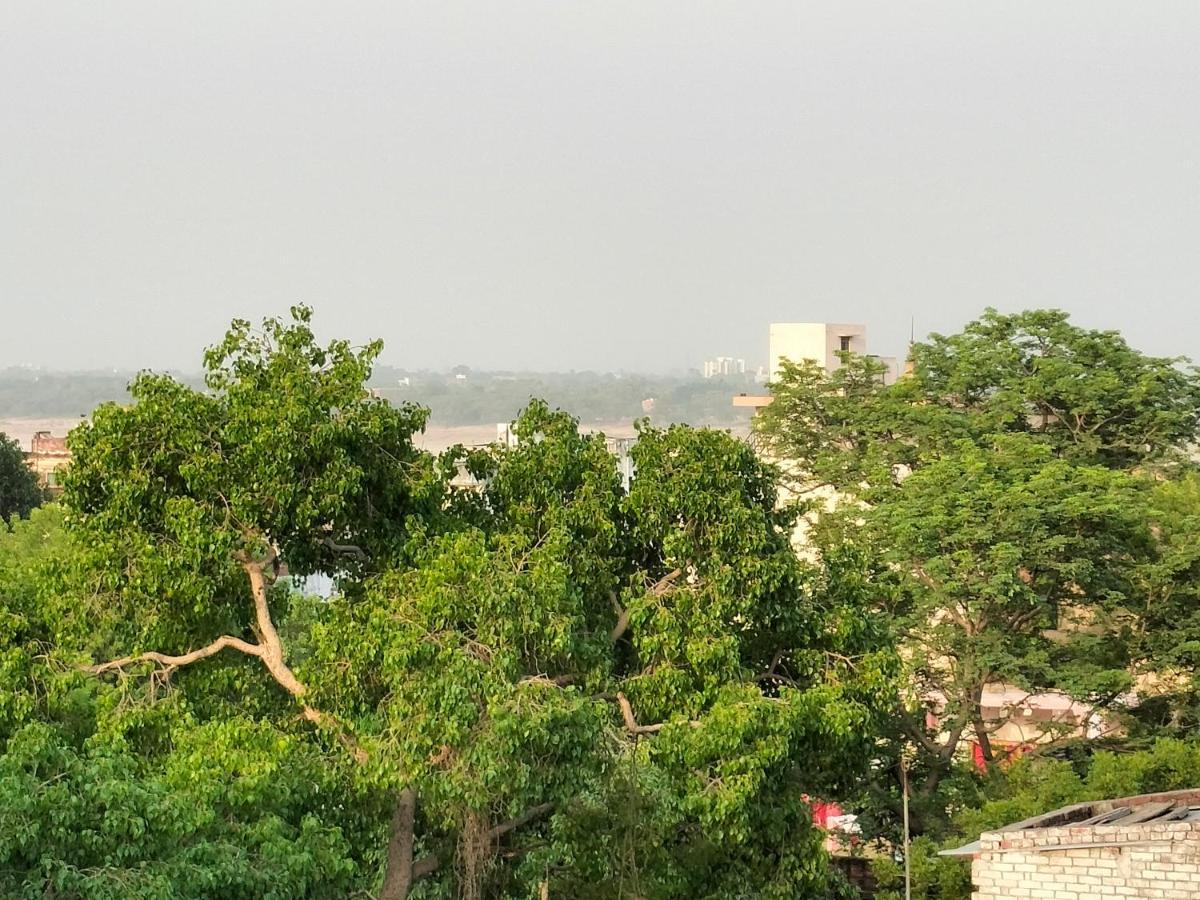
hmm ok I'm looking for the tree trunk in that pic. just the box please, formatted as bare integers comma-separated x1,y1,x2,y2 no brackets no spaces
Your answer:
974,717,994,766
379,788,417,900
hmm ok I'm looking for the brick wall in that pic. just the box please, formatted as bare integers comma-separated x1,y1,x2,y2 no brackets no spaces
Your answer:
972,820,1200,899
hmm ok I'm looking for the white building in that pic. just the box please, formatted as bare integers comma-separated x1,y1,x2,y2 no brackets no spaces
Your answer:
702,356,747,378
768,323,898,385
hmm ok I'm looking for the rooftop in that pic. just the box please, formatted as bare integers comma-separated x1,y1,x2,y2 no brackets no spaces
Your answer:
942,788,1200,857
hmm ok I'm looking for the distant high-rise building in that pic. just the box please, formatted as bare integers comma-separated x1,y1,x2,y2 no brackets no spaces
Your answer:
701,356,748,378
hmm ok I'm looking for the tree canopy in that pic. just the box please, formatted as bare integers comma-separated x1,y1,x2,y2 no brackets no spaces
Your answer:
756,306,1200,844
0,308,896,899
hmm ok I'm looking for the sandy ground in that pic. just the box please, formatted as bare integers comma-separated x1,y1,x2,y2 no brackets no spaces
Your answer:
3,417,745,455
1,417,651,455
417,421,643,453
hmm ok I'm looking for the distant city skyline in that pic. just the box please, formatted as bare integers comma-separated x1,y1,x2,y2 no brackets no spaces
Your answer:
3,2,1197,373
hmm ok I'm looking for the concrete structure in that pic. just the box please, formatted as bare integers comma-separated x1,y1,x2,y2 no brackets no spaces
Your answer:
767,322,899,385
25,431,70,492
733,321,901,417
946,789,1200,899
768,322,866,381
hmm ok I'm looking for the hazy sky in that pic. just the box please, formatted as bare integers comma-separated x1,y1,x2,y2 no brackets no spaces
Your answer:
2,1,1197,373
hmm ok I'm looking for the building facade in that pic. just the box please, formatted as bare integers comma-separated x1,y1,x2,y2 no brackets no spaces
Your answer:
25,431,70,492
767,322,898,385
949,789,1200,899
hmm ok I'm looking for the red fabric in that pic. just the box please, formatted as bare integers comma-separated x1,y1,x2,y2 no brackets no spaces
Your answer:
971,740,1037,772
810,801,843,828
971,742,986,771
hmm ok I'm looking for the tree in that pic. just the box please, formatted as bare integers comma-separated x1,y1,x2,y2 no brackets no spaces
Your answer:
868,435,1151,790
754,307,1200,840
4,309,897,897
304,406,897,899
1122,472,1200,736
911,308,1200,471
0,434,42,526
64,306,436,719
0,505,362,899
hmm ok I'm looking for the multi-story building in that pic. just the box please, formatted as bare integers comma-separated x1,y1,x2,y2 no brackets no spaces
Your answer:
768,322,898,385
702,356,747,379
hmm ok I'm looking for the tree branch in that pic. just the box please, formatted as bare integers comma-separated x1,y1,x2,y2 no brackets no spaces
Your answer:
492,802,555,840
610,591,632,643
87,545,367,762
84,634,263,674
617,692,665,735
321,536,369,562
649,568,683,596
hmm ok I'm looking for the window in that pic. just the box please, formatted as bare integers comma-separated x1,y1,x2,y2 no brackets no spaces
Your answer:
839,335,852,352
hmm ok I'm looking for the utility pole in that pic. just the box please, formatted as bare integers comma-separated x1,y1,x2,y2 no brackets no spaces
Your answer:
900,746,912,900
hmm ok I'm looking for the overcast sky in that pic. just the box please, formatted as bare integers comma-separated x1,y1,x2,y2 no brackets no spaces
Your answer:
1,1,1197,373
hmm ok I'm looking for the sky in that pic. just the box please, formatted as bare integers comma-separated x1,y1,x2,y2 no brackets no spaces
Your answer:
1,1,1197,373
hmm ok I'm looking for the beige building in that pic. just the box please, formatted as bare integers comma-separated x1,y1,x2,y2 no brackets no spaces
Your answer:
947,789,1200,899
767,322,898,385
25,431,70,492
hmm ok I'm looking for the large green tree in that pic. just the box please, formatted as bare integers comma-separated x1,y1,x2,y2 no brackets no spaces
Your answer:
0,309,897,898
755,307,1200,838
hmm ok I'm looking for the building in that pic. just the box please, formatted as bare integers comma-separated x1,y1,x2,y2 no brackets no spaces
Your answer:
25,431,70,492
768,322,899,385
944,788,1200,899
732,321,900,418
702,356,746,378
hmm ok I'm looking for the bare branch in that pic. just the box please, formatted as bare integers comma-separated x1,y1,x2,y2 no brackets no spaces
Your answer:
85,548,368,763
757,650,785,680
610,591,632,643
84,634,263,675
617,692,665,735
649,568,683,596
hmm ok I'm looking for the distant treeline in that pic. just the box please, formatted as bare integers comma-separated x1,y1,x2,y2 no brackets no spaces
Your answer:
0,366,759,427
0,370,199,419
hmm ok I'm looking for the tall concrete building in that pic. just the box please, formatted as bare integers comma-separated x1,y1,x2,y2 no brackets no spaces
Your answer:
768,322,898,385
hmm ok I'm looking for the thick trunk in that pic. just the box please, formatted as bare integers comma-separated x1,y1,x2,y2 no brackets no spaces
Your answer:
379,788,418,900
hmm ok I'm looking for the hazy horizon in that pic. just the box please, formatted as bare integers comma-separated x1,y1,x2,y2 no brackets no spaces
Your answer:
3,2,1197,373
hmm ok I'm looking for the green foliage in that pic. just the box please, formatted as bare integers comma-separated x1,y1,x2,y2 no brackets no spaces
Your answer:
0,433,43,526
0,312,900,898
0,722,357,900
876,435,1151,701
62,306,437,654
756,306,1200,850
912,309,1200,470
303,404,897,898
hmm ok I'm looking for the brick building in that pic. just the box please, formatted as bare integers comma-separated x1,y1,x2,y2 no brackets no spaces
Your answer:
26,431,70,491
945,788,1200,899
